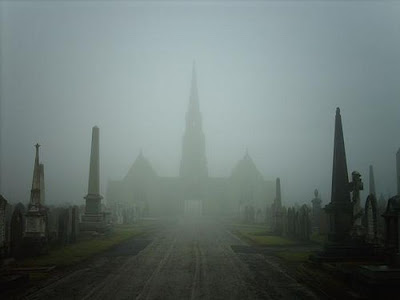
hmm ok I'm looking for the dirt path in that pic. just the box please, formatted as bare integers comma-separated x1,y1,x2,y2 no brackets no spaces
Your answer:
21,218,321,299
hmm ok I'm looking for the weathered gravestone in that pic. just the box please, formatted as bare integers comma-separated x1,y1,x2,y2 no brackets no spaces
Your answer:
47,207,60,243
272,178,283,235
71,206,80,243
0,195,7,257
3,201,13,257
364,194,378,243
382,196,400,258
298,204,312,241
10,203,26,258
287,207,296,237
397,148,400,195
58,207,72,245
311,189,322,233
377,193,386,238
281,206,288,236
356,195,400,297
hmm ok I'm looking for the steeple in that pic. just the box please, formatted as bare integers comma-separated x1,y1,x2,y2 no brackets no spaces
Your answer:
30,143,42,207
185,62,202,131
331,107,351,205
189,61,199,112
180,63,208,198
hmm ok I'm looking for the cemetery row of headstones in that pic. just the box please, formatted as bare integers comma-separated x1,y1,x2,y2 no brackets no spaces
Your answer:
269,106,400,293
0,196,82,259
1,127,114,260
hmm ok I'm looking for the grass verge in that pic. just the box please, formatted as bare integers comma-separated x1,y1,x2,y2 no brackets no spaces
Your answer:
17,225,143,269
276,251,312,262
230,223,297,246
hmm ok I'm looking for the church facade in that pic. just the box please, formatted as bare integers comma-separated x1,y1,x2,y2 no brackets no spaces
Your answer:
106,66,275,222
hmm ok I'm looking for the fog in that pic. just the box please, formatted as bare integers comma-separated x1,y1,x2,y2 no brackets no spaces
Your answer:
1,1,399,207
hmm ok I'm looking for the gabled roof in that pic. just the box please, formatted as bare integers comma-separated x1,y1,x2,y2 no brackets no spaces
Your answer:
231,151,263,181
124,151,157,182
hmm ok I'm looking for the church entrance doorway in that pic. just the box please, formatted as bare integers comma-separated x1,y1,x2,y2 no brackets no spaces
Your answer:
184,199,202,217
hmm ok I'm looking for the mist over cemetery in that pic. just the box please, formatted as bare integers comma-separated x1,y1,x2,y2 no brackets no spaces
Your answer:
1,2,400,300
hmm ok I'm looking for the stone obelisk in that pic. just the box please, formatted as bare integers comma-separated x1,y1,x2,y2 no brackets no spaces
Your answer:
81,126,106,231
273,177,283,235
39,163,45,205
324,108,353,243
24,144,48,254
369,165,376,197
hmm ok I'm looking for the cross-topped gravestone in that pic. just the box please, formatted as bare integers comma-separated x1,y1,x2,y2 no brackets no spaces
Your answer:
23,144,48,255
311,189,322,232
350,171,364,227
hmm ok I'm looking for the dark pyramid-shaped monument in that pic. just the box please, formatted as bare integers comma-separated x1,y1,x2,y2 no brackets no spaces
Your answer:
325,108,353,243
369,165,376,196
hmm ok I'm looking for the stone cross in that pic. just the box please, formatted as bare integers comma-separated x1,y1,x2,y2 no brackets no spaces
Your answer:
350,171,364,226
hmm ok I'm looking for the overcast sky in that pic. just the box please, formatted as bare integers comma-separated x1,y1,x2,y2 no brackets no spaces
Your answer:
1,1,399,207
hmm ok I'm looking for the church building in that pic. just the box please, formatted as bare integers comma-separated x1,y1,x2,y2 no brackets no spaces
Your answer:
106,65,275,222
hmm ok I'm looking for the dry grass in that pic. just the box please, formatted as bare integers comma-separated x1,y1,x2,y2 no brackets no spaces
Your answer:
18,225,142,268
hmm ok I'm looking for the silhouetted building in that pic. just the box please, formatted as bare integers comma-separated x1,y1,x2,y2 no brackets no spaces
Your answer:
107,65,275,219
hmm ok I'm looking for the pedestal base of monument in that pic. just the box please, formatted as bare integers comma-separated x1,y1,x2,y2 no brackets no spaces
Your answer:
353,264,400,298
310,240,384,262
80,214,109,232
22,236,49,256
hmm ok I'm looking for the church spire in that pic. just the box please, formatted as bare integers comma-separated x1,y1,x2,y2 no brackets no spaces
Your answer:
189,61,199,113
180,63,208,196
186,61,202,130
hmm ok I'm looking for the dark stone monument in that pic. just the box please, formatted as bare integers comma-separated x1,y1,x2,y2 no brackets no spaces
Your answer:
58,207,72,245
397,148,400,195
311,189,322,233
10,203,26,258
23,144,48,255
0,195,7,257
47,206,60,243
382,196,400,258
80,126,107,232
312,108,376,261
71,206,80,243
349,171,364,236
369,165,376,197
281,206,288,236
324,108,354,243
298,204,311,241
356,195,400,297
377,193,386,237
364,194,378,243
272,177,283,235
287,207,296,237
